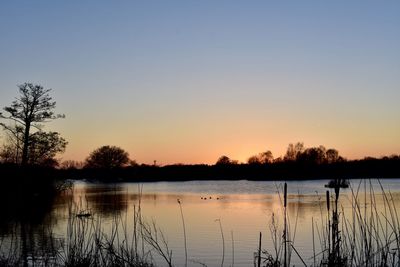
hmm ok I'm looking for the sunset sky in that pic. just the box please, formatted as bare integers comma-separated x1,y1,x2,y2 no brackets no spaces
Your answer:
0,1,399,164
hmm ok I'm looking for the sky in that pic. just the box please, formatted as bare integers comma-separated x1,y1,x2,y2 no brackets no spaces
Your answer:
0,1,399,165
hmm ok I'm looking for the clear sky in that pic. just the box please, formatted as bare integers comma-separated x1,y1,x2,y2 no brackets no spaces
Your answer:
0,1,399,164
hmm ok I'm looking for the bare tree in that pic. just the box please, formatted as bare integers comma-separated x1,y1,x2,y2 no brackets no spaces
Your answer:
0,83,65,165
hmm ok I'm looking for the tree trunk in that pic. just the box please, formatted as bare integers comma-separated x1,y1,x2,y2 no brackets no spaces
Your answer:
21,122,30,165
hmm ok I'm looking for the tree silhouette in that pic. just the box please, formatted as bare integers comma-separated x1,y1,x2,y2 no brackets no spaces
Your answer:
284,142,304,161
297,145,326,164
247,155,261,165
0,83,65,165
60,160,84,170
85,145,130,169
247,150,274,164
28,131,67,166
0,129,67,166
326,148,341,163
0,125,24,163
216,155,238,165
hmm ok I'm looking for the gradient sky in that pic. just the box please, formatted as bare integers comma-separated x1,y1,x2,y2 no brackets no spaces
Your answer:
0,1,399,164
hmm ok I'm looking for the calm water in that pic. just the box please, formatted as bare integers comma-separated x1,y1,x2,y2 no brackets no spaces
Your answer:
2,179,400,266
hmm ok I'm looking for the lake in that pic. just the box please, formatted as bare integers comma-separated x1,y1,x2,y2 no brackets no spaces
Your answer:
1,178,400,266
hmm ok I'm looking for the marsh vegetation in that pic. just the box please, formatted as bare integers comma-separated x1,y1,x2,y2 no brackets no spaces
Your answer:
0,179,400,266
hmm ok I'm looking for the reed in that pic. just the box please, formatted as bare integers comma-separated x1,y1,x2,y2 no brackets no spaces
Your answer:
178,198,188,267
60,192,185,267
0,182,181,267
0,225,22,266
257,179,400,267
231,230,235,267
215,218,225,267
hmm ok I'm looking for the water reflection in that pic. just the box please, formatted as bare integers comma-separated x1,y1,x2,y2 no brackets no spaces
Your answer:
80,185,128,216
0,183,65,266
2,179,400,266
0,192,54,235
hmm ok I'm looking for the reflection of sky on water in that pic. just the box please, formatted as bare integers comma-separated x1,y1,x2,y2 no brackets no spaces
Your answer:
3,179,400,266
102,179,400,196
69,179,400,266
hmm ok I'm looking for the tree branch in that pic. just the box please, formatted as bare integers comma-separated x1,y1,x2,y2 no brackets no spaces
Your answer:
0,115,26,126
0,123,24,143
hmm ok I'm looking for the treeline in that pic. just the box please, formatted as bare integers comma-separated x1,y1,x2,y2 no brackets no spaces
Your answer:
59,155,399,183
1,83,399,181
1,141,399,181
73,142,399,181
216,142,344,166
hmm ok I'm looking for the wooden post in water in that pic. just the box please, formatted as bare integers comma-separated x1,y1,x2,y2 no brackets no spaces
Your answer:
257,232,262,267
284,182,287,267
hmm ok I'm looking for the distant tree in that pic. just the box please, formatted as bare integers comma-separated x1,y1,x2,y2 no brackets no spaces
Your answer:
284,142,304,161
297,145,326,164
61,160,84,170
260,150,274,164
284,144,295,161
326,148,340,163
85,145,131,169
247,150,273,165
283,143,345,164
129,159,139,167
0,83,65,165
216,155,234,165
247,155,261,165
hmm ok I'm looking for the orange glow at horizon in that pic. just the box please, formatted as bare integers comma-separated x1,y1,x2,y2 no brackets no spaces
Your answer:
61,136,400,165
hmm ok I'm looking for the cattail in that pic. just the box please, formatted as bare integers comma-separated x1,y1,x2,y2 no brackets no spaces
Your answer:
326,190,330,211
284,182,287,208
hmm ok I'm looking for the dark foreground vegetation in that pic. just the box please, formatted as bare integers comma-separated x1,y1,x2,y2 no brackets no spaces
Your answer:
255,179,400,267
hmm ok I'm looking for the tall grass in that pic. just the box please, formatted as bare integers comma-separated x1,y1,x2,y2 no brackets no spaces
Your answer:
59,189,175,267
0,188,174,266
337,179,400,267
258,179,400,267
